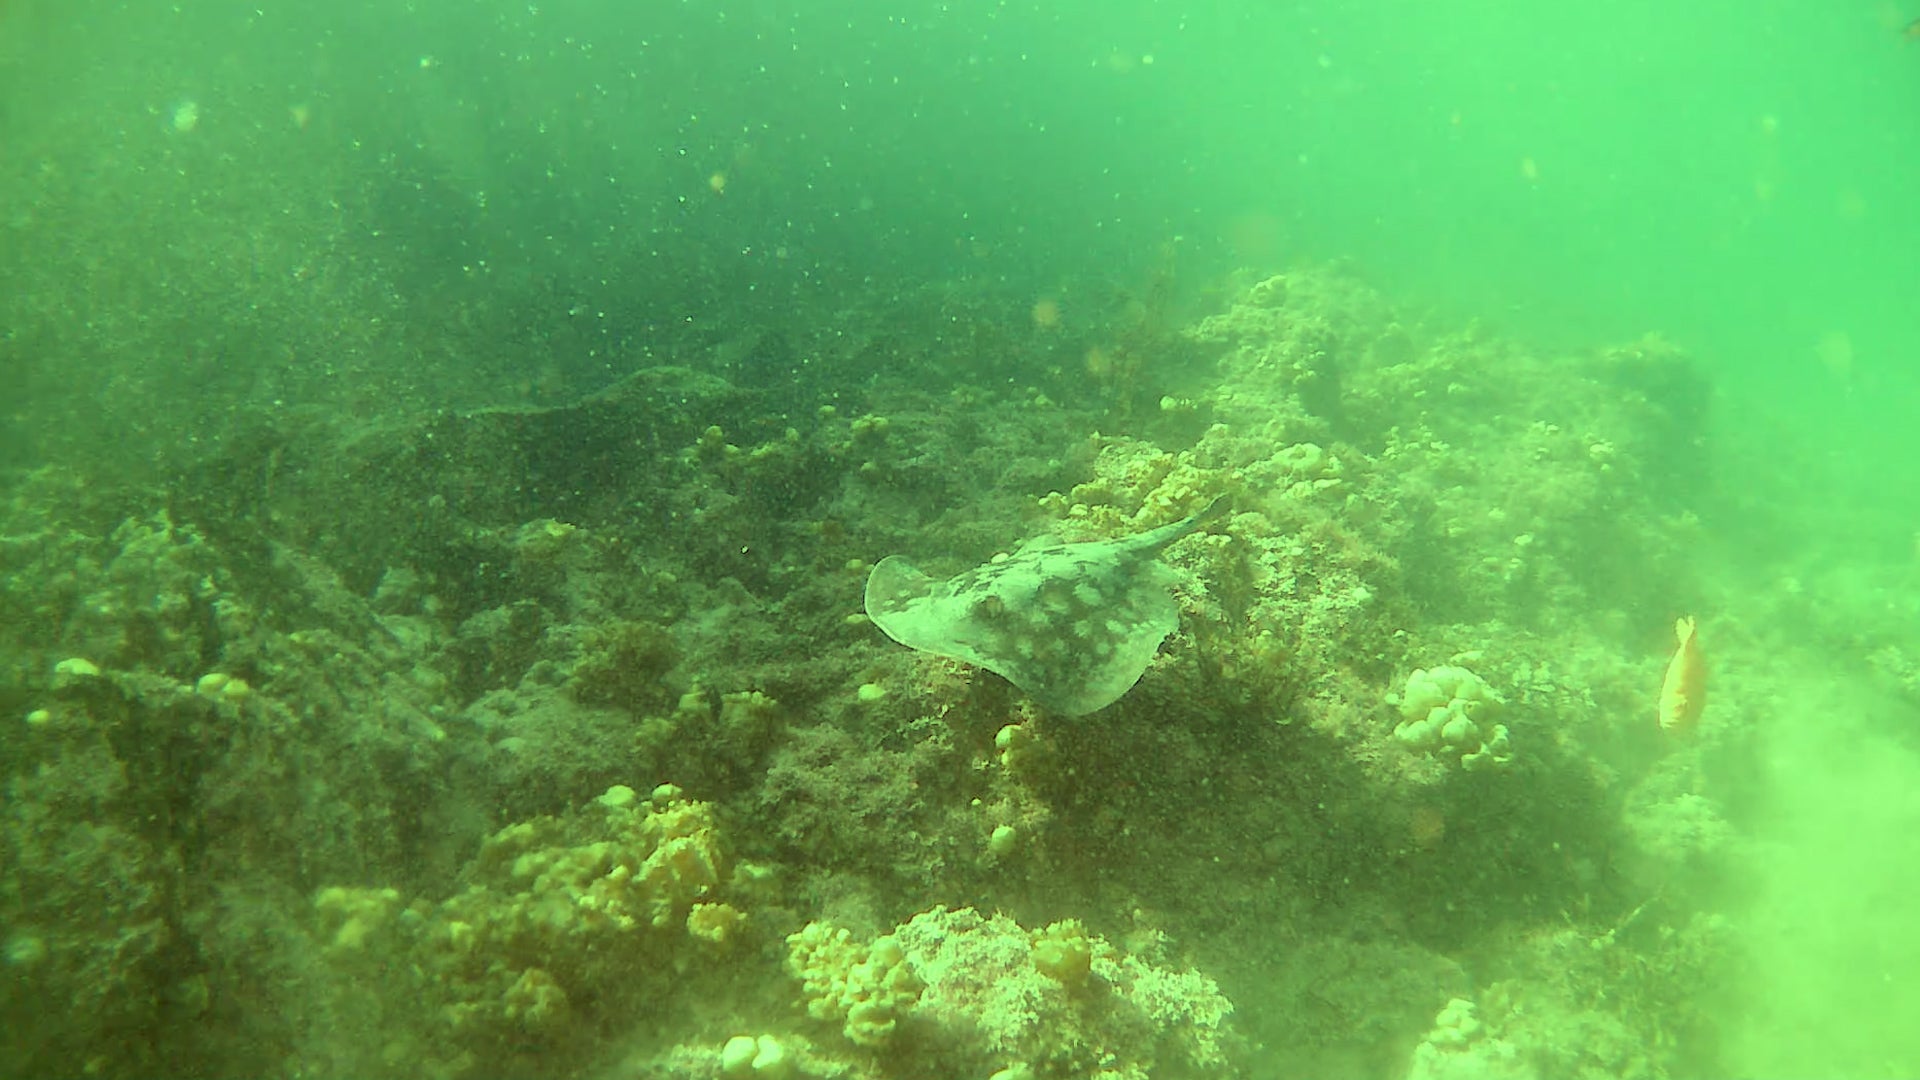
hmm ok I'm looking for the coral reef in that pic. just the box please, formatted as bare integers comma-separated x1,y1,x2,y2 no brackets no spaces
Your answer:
1,262,1750,1080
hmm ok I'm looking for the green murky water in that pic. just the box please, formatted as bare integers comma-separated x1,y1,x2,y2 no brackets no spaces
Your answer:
5,3,1918,1078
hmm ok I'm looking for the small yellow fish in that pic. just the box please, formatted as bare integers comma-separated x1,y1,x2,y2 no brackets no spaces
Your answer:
1657,616,1706,734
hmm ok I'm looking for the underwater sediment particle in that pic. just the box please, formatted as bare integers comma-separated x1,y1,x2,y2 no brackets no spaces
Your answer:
863,496,1228,715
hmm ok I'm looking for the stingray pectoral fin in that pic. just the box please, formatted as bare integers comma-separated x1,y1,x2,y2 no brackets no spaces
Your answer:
864,556,990,667
865,555,936,618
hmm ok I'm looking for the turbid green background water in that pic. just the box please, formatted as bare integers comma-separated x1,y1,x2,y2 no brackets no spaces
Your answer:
8,0,1920,511
7,2,1920,1076
3,0,1920,538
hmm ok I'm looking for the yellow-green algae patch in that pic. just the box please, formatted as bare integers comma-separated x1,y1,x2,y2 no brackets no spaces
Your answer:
313,787,729,1078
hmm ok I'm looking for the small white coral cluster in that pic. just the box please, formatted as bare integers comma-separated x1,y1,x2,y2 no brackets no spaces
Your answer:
476,783,728,934
1404,998,1530,1080
785,922,925,1047
1394,665,1513,771
719,1033,796,1079
788,906,1235,1079
1269,440,1345,500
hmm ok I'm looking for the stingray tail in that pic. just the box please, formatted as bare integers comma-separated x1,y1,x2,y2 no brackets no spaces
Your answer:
1137,494,1233,552
1187,493,1232,529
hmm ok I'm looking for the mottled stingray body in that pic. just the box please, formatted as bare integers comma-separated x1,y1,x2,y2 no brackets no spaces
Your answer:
864,497,1227,716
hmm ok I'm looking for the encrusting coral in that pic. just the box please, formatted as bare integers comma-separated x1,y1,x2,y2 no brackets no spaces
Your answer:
1393,665,1514,772
786,921,925,1047
788,906,1238,1079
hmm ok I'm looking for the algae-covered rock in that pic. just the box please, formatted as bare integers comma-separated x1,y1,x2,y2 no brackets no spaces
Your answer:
312,787,731,1076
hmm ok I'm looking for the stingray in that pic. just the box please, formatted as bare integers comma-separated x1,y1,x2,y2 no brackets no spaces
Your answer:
864,497,1229,716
